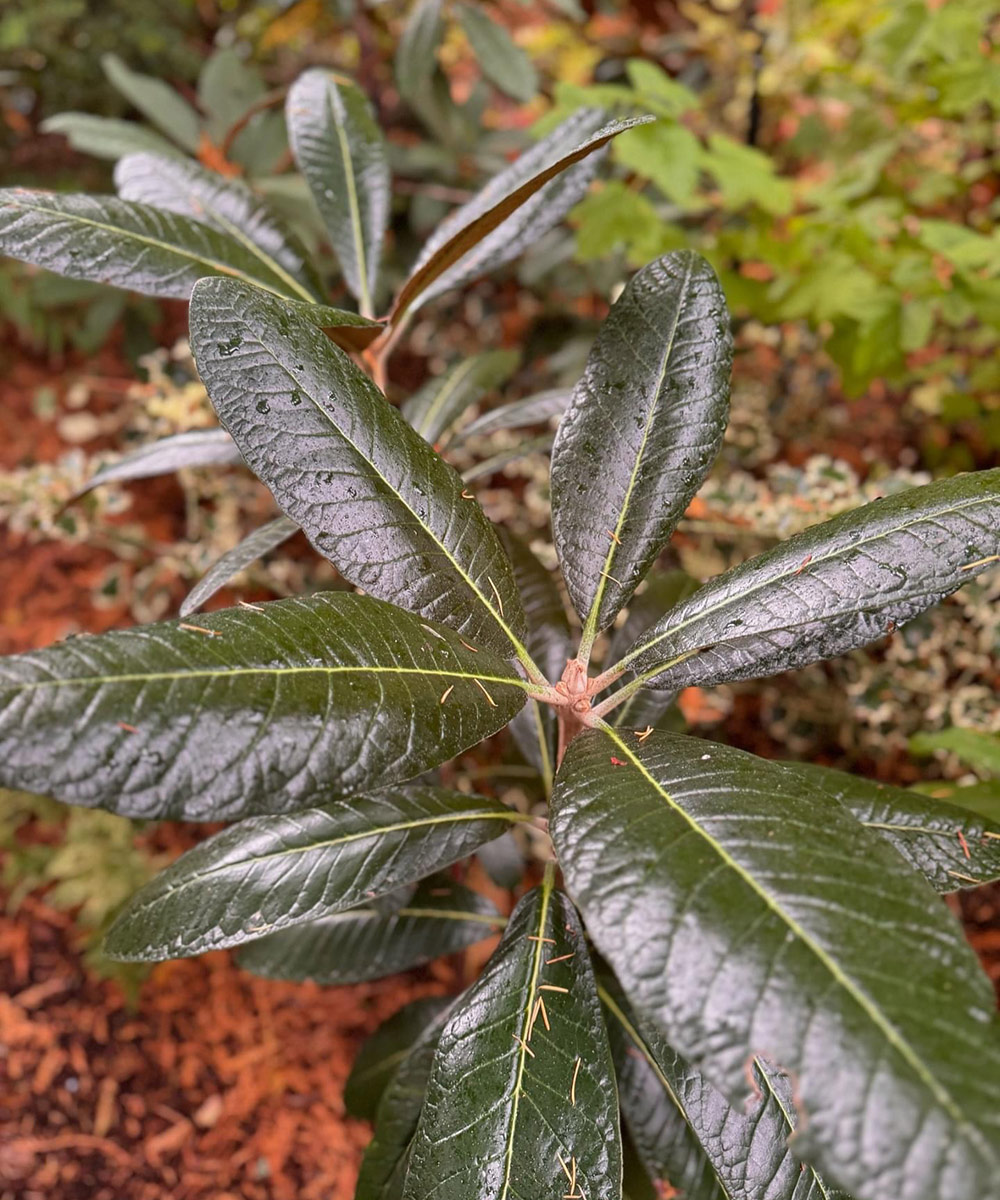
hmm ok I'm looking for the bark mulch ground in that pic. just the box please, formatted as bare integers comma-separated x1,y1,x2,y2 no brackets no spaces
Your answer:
0,893,455,1200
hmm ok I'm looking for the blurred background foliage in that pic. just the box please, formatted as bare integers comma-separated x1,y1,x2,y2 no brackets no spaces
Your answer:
1,0,998,954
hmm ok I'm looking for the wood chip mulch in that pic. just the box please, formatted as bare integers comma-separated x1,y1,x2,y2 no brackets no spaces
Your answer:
0,892,454,1200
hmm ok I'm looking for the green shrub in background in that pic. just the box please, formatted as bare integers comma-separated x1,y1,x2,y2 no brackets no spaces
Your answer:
556,0,1000,414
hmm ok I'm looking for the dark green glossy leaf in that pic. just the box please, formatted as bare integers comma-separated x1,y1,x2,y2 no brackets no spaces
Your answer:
403,878,622,1200
552,252,732,640
356,1000,453,1200
190,278,530,662
620,470,1000,692
552,728,1000,1200
0,593,527,821
401,349,519,445
500,531,573,783
78,429,242,495
456,4,538,102
604,570,699,730
604,987,723,1200
237,874,504,983
179,516,300,618
392,110,651,319
603,980,847,1200
101,53,201,153
783,761,1000,892
286,70,389,314
104,788,523,960
345,996,452,1120
41,113,186,162
0,190,305,301
114,153,326,303
458,387,572,440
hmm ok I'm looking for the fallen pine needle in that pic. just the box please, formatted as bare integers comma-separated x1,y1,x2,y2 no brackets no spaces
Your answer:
512,1033,535,1058
570,1057,581,1106
473,679,497,707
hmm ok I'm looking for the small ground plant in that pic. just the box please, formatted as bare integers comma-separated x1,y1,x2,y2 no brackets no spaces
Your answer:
2,68,1000,1200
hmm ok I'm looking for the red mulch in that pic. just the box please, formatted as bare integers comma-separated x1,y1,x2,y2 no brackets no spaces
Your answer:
0,894,455,1200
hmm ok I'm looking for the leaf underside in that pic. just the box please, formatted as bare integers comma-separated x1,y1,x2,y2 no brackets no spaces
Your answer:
393,109,652,318
0,593,526,821
552,728,1000,1200
190,277,527,657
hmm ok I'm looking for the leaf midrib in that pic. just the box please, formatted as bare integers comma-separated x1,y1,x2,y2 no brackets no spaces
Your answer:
197,198,319,304
286,904,508,928
126,808,528,903
247,332,536,672
594,722,994,1162
580,254,693,649
324,80,373,316
412,357,480,441
618,489,998,674
3,664,537,694
4,194,291,300
499,871,554,1200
